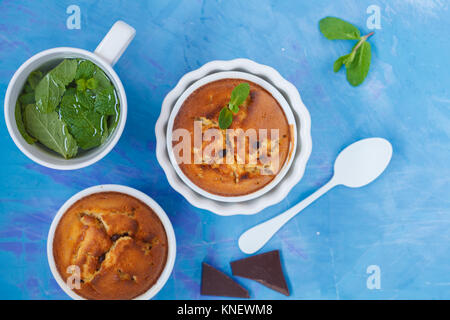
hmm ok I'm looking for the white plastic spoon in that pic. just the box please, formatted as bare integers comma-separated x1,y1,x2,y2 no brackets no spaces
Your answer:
239,137,393,254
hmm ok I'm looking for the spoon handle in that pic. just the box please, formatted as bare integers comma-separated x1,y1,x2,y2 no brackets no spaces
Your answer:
238,178,338,254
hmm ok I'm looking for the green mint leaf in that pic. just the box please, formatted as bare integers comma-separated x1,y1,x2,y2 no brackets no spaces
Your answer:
76,78,86,91
228,103,239,114
333,51,356,72
218,107,233,129
344,50,357,68
79,90,95,110
75,60,96,80
94,85,119,115
34,73,65,113
319,17,361,40
86,78,98,90
108,113,119,133
65,87,95,110
60,92,106,150
33,59,77,113
334,54,349,72
15,102,36,144
24,104,78,158
101,121,109,144
19,92,35,105
107,103,120,132
27,71,43,90
229,83,250,112
24,83,34,93
92,67,111,90
49,59,78,86
346,41,371,86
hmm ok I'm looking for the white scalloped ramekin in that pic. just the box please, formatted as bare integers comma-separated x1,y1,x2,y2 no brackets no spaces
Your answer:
155,59,312,216
47,184,176,300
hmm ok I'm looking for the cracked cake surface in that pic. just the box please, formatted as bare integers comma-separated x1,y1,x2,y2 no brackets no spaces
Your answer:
53,192,168,300
172,78,291,196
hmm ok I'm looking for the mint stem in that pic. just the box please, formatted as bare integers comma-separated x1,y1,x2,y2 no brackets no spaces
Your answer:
353,32,374,52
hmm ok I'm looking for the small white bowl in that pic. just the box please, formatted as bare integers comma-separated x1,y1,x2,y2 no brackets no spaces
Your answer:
47,184,176,300
166,71,298,202
156,59,312,216
4,21,135,170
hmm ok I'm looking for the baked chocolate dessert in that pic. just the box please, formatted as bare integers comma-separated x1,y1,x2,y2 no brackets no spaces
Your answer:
53,192,168,300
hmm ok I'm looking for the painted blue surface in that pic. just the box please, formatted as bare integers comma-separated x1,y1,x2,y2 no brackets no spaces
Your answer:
0,0,449,300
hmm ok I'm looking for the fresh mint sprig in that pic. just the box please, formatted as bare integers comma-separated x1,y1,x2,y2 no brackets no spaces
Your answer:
218,82,250,129
319,17,374,86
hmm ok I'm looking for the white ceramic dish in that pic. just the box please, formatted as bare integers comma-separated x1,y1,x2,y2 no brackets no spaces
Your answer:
47,184,176,300
155,59,312,215
166,71,298,202
4,21,135,170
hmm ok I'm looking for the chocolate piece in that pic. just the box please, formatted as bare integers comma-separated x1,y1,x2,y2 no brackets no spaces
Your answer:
231,250,289,296
201,262,250,298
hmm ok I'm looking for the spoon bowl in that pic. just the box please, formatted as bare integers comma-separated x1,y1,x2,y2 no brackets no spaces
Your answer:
334,138,393,188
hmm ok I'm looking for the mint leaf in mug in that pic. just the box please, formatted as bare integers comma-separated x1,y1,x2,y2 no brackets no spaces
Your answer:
107,110,120,132
60,92,106,150
65,87,95,110
78,90,95,110
34,73,65,113
15,102,36,144
319,17,361,40
75,59,96,80
101,122,110,144
86,78,98,90
19,92,35,105
94,85,118,115
76,78,87,91
27,70,43,90
34,59,77,113
24,104,78,158
92,67,112,90
49,59,78,86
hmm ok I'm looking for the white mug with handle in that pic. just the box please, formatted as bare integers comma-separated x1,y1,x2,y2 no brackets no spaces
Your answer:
4,21,135,170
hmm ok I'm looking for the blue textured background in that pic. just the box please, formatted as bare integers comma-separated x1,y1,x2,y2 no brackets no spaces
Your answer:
0,0,449,300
